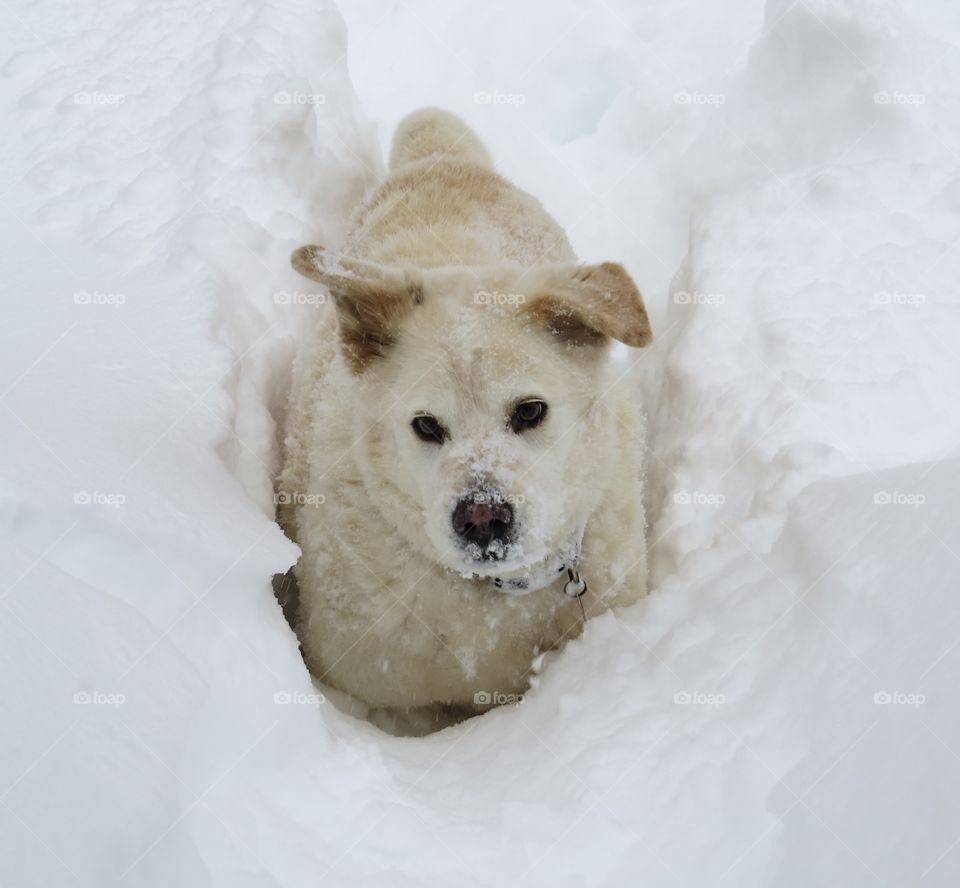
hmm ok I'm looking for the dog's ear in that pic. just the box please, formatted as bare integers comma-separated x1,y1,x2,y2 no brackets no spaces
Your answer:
523,262,652,348
291,245,418,372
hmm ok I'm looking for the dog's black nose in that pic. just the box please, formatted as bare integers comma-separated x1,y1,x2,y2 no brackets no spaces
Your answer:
452,495,513,551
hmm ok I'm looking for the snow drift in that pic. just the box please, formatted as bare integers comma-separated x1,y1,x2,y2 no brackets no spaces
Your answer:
2,0,959,885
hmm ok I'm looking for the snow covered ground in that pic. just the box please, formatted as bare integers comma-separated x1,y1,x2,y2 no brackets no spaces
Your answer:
2,0,960,885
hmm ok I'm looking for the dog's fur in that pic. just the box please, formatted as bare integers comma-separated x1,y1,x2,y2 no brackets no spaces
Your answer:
279,108,651,726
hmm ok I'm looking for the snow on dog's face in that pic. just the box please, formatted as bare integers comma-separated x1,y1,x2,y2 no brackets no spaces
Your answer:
291,246,651,588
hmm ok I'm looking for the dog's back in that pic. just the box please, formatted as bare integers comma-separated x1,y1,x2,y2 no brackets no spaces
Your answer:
388,107,492,171
344,108,575,269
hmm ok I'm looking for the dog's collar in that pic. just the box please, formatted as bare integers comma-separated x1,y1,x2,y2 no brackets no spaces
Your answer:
487,525,586,595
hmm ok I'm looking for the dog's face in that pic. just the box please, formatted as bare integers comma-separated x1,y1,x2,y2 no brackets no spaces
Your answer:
384,292,604,579
291,247,651,588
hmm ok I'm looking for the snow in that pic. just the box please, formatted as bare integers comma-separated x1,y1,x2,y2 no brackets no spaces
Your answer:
2,0,960,885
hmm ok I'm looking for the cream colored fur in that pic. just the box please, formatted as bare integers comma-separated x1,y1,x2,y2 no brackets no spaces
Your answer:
279,108,651,726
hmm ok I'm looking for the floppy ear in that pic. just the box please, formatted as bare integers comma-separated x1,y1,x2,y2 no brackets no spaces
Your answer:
523,262,652,348
291,245,418,372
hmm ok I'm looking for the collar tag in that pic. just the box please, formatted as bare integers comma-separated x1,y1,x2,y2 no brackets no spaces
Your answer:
563,567,587,599
563,567,588,622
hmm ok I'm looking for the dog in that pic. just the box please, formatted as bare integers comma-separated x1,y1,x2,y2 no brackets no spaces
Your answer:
278,107,652,729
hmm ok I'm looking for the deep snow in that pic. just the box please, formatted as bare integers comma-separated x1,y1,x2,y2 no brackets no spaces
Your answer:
2,0,960,885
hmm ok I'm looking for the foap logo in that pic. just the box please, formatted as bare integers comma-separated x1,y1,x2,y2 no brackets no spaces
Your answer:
673,289,725,306
874,290,925,308
673,490,725,508
474,91,526,107
73,290,126,308
273,690,325,706
874,690,925,708
274,490,325,508
74,490,126,508
474,690,525,706
73,690,126,708
673,90,726,107
274,290,326,307
474,289,526,307
873,491,925,509
273,90,326,106
674,690,725,708
73,91,126,106
467,490,525,507
873,90,926,106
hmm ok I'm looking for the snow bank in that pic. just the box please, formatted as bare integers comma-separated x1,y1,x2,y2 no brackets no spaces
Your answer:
2,0,959,885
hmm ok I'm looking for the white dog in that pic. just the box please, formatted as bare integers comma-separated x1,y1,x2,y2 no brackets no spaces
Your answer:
279,108,652,729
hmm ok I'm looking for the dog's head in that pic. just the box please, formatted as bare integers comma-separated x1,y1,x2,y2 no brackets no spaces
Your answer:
292,245,651,589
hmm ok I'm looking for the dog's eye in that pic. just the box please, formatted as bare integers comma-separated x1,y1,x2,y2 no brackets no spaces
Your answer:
411,414,448,444
510,399,548,433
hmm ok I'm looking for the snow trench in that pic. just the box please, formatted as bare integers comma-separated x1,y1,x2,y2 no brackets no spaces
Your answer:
2,0,960,885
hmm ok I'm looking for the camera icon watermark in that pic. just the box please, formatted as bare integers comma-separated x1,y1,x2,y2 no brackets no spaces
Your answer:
673,490,725,508
473,690,525,706
73,690,126,708
273,690,325,706
874,690,925,708
674,690,725,708
74,490,126,508
73,290,126,308
273,290,326,307
274,91,326,106
873,290,925,307
873,90,925,106
73,91,126,106
673,90,726,107
467,490,526,507
673,289,726,306
474,289,526,307
274,490,325,508
474,91,526,107
873,491,925,508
